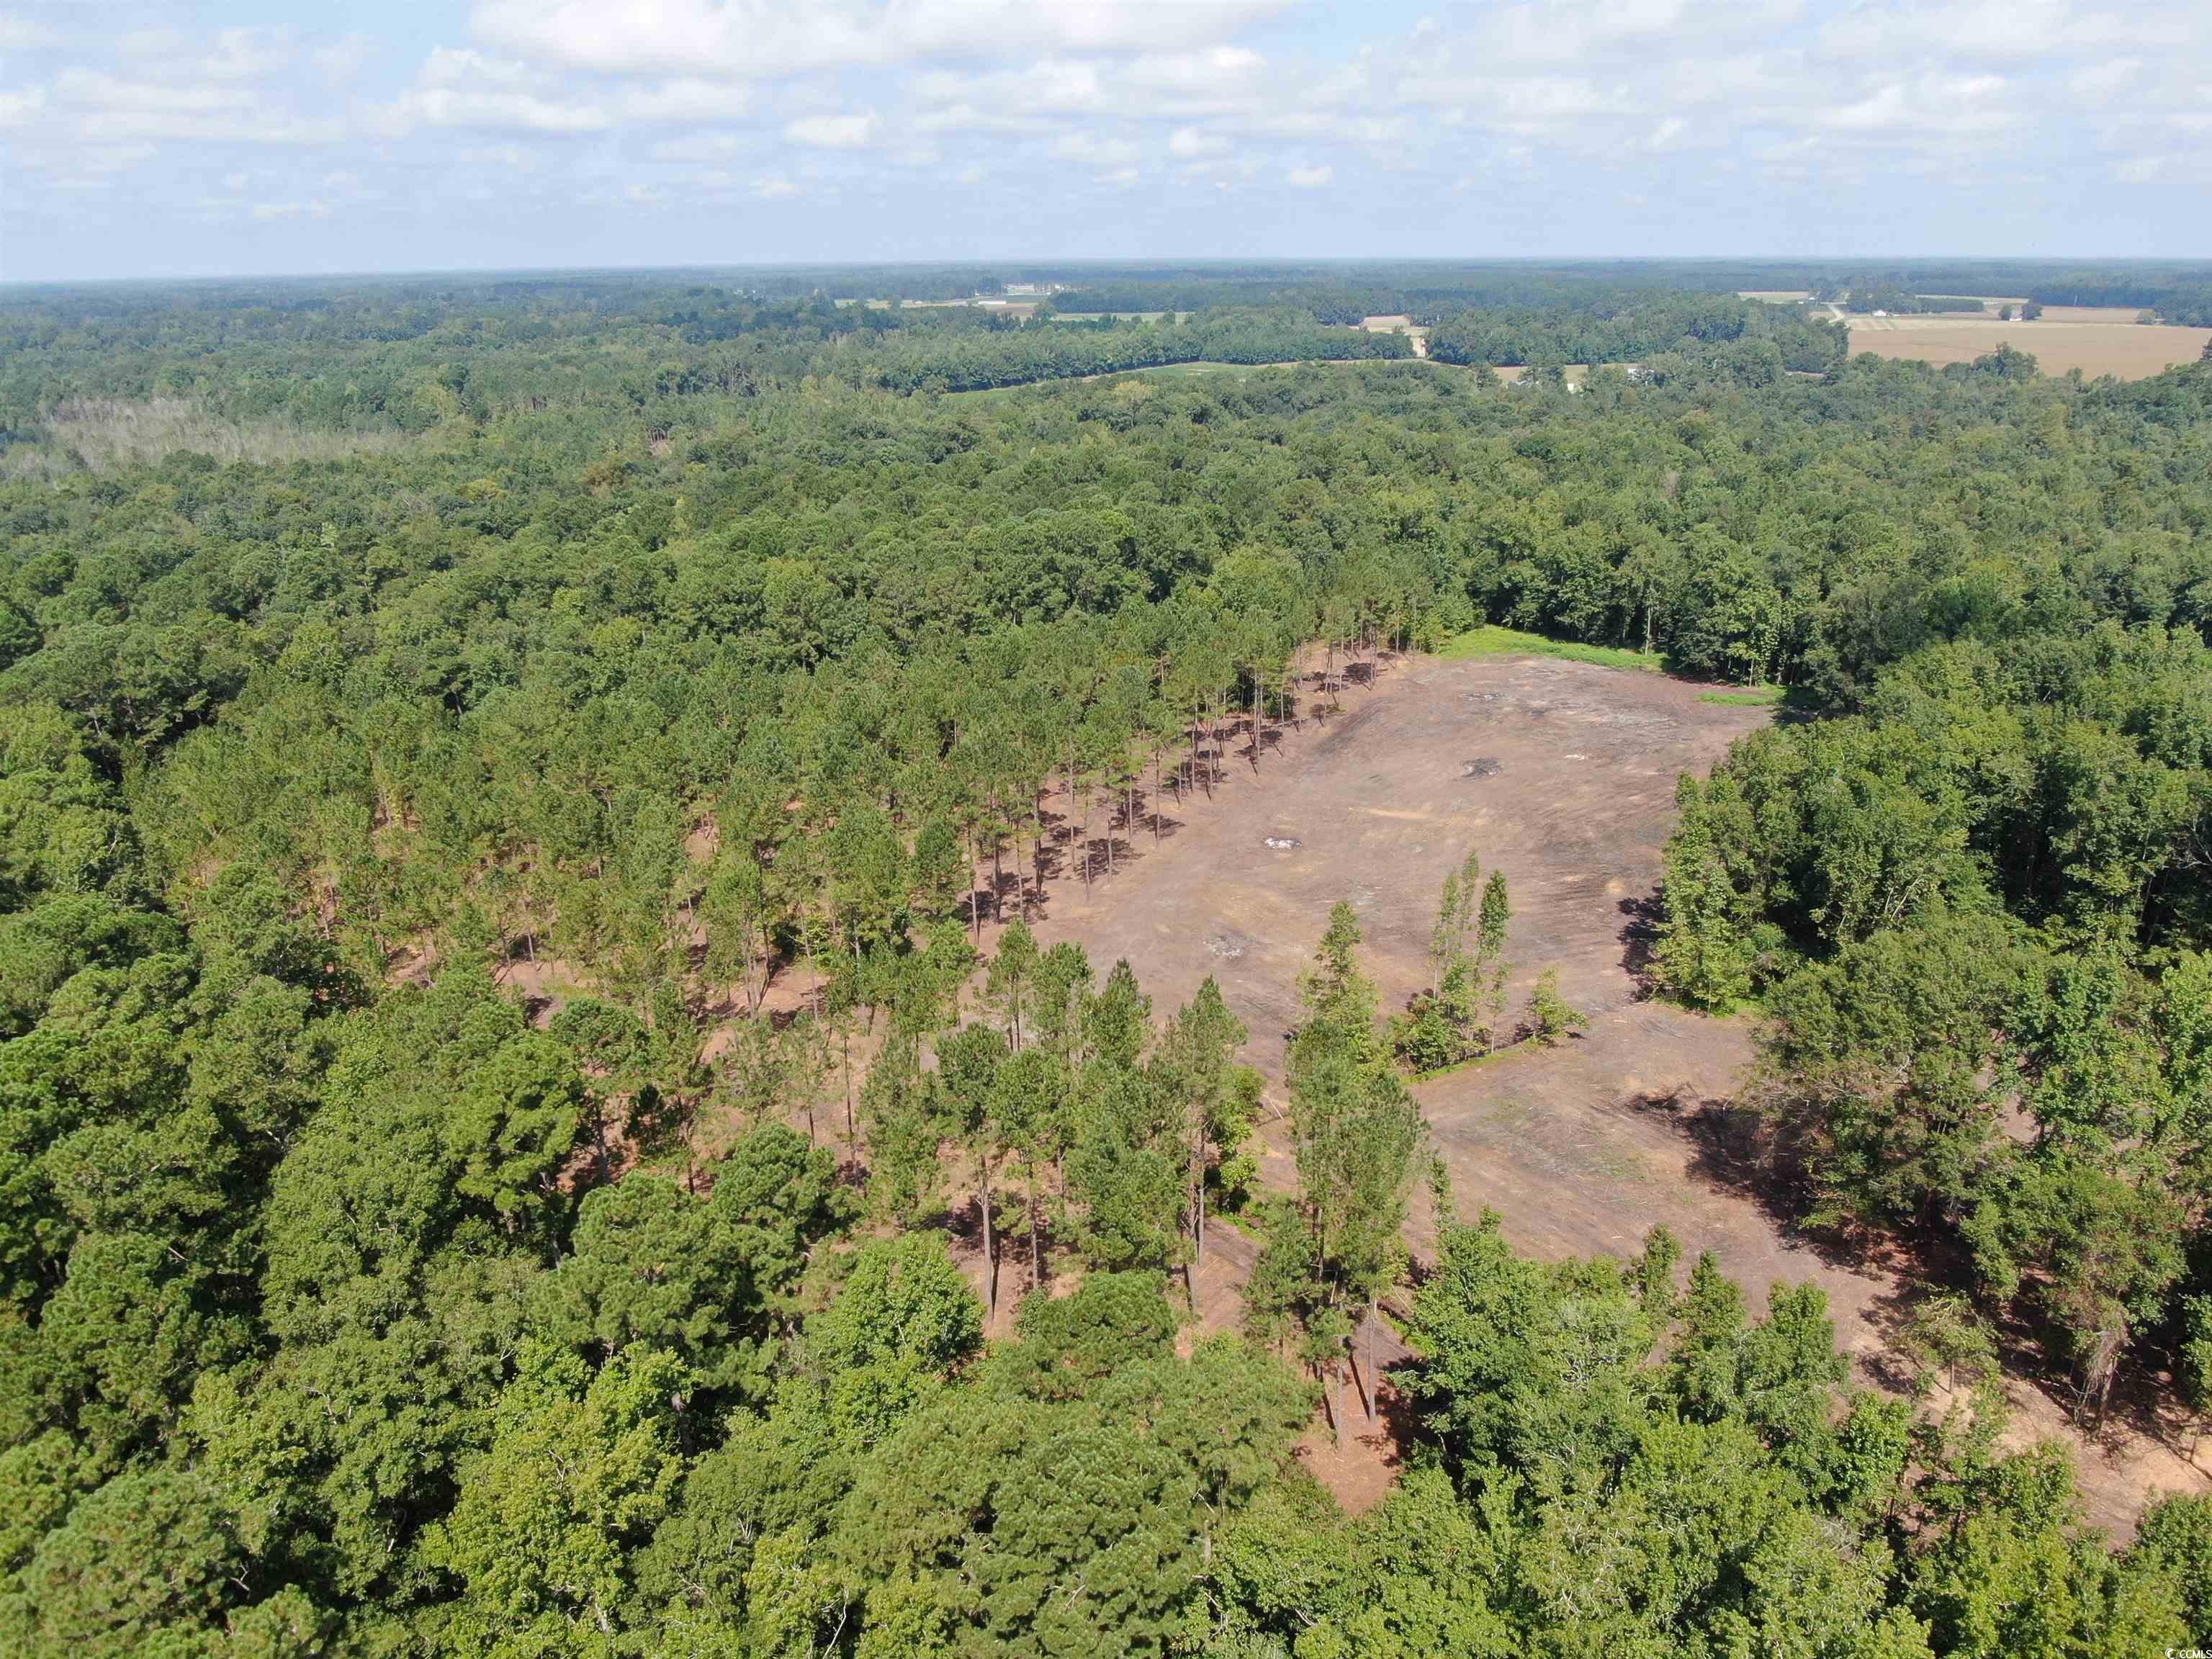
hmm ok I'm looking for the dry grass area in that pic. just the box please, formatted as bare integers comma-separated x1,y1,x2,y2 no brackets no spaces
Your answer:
1848,315,2208,379
1737,289,1812,302
6,397,408,476
1022,648,2210,1534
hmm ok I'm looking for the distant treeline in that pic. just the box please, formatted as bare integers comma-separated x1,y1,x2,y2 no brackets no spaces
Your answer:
1033,261,2212,328
1426,293,1846,372
0,286,1410,441
846,308,1411,392
838,260,2212,326
1837,288,1989,315
11,264,2205,448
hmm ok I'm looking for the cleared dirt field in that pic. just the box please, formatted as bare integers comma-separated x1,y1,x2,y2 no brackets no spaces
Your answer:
1025,648,2209,1533
1849,313,2209,379
1032,652,1757,1077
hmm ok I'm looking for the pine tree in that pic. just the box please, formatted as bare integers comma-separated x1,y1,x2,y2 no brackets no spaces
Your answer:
1156,977,1248,1266
1280,903,1425,1434
1476,869,1512,1048
984,919,1040,1050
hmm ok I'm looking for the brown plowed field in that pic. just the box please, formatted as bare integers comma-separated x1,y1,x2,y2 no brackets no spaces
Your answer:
1848,313,2209,378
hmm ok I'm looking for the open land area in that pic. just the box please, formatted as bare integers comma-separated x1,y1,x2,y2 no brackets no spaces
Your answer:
1848,307,2211,377
1025,644,2211,1534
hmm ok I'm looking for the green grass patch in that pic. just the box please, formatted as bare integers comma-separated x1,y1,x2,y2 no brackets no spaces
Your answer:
1435,625,1664,674
1403,1034,1545,1083
1699,685,1820,716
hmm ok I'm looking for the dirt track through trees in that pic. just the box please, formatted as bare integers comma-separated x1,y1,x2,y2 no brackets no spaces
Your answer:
1028,649,2210,1534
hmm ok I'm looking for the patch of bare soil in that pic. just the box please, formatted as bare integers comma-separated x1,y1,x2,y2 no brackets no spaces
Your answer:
1027,649,2208,1534
1184,1219,1416,1515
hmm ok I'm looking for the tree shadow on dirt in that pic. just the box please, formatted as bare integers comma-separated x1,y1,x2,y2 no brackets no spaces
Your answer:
984,868,1026,923
1857,1274,2212,1471
1173,745,1226,800
1066,834,1141,886
1217,713,1287,771
1630,1084,1881,1276
1644,1085,2212,1472
1617,891,1665,992
1113,784,1184,850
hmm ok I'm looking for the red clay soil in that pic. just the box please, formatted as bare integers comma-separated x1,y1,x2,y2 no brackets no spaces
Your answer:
1022,649,2210,1535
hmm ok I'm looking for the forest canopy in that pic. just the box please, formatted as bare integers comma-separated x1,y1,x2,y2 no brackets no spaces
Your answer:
5,266,2212,1655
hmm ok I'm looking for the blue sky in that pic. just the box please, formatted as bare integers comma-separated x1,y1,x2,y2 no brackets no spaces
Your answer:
4,0,2207,282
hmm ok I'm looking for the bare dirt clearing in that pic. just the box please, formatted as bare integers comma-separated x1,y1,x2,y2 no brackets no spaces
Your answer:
1849,314,2209,379
1028,649,2209,1532
1031,653,1762,1076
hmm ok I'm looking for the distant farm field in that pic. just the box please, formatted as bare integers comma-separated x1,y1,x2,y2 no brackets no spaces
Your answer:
1848,313,2208,378
1736,289,1810,302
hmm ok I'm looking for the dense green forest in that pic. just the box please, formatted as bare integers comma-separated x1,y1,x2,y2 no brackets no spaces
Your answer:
623,258,2212,325
1423,292,1843,374
7,270,2212,1654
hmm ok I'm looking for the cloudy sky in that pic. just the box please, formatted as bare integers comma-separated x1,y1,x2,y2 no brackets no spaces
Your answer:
4,0,2207,282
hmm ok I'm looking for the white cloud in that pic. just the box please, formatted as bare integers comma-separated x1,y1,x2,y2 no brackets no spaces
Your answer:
1815,73,2019,138
0,84,45,128
1052,130,1138,166
12,0,2212,277
1238,108,1409,147
466,145,539,172
0,14,60,53
914,60,1107,123
1121,46,1267,113
387,49,608,133
2070,58,2140,99
470,0,1289,79
117,25,289,83
651,130,750,162
618,78,751,124
783,110,878,148
395,86,607,132
42,68,343,145
313,34,374,86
